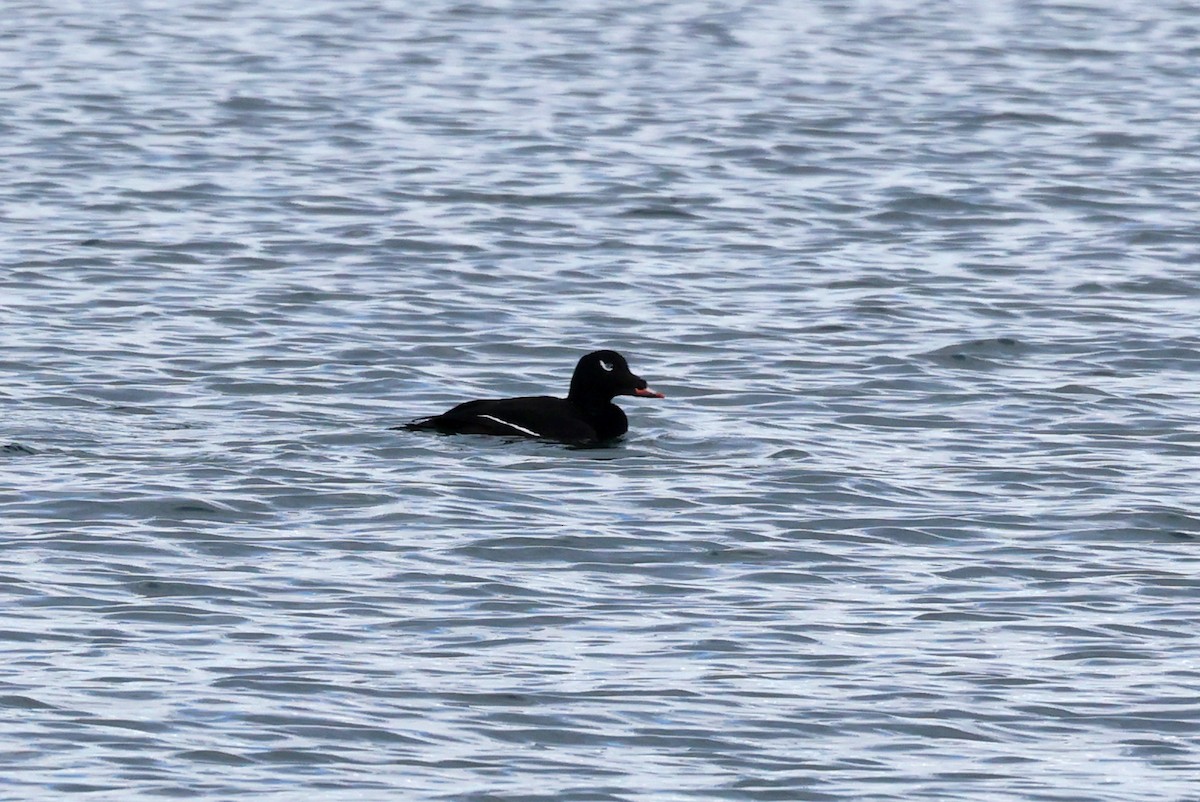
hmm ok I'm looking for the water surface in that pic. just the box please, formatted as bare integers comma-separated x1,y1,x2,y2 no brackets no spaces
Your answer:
3,1,1199,799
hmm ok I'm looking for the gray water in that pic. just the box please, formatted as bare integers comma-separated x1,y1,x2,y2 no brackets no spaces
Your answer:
4,1,1200,799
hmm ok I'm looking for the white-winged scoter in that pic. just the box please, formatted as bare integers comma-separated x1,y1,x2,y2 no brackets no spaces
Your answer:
399,350,664,445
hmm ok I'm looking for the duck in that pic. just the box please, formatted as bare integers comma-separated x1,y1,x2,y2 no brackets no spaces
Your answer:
399,350,664,445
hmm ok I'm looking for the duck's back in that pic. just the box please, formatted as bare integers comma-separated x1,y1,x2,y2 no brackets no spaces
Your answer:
403,395,604,443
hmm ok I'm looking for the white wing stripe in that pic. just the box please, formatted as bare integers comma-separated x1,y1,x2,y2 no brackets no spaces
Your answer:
478,414,542,437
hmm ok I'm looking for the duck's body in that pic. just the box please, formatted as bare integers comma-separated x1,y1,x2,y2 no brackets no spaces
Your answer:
400,350,663,445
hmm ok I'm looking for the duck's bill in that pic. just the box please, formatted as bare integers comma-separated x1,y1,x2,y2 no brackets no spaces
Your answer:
634,387,665,399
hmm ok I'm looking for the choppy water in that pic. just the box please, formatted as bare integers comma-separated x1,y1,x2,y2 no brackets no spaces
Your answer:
4,1,1200,799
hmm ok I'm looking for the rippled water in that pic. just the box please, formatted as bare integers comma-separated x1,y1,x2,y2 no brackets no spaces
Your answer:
4,1,1200,799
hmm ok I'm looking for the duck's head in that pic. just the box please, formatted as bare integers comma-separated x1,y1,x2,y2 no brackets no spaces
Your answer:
569,350,665,403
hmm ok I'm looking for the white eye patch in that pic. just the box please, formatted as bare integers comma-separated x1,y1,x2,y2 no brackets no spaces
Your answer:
599,360,614,372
